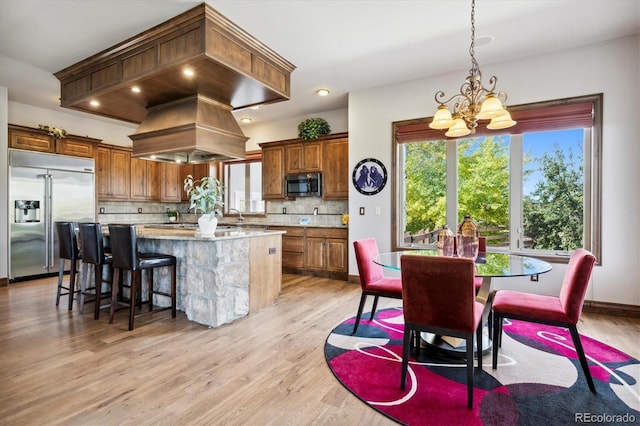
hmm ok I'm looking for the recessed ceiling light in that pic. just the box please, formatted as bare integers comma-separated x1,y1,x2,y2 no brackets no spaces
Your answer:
183,68,194,77
90,100,100,107
316,88,330,96
251,105,260,110
131,86,141,93
240,117,252,124
475,35,493,47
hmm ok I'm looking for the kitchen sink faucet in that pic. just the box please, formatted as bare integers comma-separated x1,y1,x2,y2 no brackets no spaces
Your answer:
228,208,244,223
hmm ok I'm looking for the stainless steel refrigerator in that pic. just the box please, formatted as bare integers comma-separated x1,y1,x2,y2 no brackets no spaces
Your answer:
9,149,95,280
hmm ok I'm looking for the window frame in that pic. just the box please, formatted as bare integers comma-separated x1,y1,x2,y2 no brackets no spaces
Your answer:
391,94,602,265
221,150,266,217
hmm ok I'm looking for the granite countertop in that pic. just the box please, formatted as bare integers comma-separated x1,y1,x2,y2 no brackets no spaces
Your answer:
104,224,285,241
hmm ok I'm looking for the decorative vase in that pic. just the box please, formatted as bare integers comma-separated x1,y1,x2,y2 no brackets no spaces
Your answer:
437,224,455,256
456,215,479,259
198,214,218,236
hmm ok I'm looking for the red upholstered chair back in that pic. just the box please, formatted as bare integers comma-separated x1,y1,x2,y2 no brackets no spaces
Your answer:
558,248,596,324
353,238,384,290
400,255,476,333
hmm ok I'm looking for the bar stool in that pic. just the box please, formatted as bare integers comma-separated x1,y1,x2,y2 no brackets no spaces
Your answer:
108,224,177,330
55,221,81,310
78,223,114,319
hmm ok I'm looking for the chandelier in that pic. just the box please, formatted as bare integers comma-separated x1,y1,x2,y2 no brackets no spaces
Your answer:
429,0,516,137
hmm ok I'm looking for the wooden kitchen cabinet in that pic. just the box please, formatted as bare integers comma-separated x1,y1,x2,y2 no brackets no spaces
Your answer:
305,227,348,278
260,133,347,200
160,162,181,202
285,141,322,174
9,126,54,153
180,163,211,201
95,145,130,200
322,136,349,199
261,145,286,199
130,157,159,200
9,124,98,158
56,136,95,158
270,226,305,270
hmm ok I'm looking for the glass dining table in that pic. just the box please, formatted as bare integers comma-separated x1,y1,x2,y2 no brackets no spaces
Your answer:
374,250,553,356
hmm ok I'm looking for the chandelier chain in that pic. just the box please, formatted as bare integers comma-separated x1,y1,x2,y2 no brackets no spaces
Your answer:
469,0,479,77
429,0,516,136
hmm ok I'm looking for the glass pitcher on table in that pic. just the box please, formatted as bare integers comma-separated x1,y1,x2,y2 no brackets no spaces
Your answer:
457,215,479,259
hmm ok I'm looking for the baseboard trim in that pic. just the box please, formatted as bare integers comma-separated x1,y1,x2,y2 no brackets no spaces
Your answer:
582,300,640,317
348,274,360,285
0,277,8,287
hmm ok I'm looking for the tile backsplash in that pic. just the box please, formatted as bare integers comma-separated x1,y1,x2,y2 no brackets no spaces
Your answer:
98,197,348,227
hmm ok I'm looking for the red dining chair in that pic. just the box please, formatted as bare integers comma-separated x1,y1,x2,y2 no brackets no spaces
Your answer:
491,248,597,393
400,255,484,409
352,238,403,334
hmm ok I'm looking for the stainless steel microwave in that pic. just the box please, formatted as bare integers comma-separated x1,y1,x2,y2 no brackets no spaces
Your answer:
285,173,322,197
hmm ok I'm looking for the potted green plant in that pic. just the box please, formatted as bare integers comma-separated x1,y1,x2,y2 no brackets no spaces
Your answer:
297,117,331,140
167,210,179,222
183,174,224,235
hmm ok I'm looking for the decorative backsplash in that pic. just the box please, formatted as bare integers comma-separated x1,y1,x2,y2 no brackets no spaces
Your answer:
98,197,348,227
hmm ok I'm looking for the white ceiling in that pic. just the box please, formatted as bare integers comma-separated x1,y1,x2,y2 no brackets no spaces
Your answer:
0,0,638,127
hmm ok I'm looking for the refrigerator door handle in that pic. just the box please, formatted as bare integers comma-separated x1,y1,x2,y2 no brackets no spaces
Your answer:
44,173,54,269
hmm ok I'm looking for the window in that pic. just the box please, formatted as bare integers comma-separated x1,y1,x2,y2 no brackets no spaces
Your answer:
393,94,602,263
222,153,265,215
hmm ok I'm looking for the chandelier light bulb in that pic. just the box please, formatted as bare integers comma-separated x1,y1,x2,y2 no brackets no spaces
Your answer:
445,118,472,138
477,94,506,119
487,110,517,130
429,105,455,129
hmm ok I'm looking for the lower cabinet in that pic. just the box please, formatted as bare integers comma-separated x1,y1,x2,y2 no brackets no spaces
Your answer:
305,228,348,275
270,226,348,280
277,226,305,269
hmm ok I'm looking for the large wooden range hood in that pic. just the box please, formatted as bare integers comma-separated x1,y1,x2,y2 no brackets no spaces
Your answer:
54,3,295,163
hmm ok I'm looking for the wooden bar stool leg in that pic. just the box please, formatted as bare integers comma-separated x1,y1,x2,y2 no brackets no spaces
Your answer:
148,269,154,312
79,262,89,314
67,259,77,311
109,267,120,324
171,265,177,318
129,271,140,331
56,258,65,306
94,264,102,320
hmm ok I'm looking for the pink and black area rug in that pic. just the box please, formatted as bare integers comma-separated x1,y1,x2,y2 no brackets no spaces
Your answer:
325,307,640,425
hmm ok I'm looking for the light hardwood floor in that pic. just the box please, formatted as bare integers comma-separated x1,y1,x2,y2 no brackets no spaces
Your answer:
0,274,638,425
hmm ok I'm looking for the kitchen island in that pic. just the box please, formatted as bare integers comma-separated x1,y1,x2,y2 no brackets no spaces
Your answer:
110,225,284,328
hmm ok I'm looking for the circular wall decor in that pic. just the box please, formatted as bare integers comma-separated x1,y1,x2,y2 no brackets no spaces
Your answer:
352,158,387,195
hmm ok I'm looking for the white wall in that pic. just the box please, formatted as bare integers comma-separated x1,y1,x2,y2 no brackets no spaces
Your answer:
348,35,640,306
8,102,136,147
0,87,8,279
243,108,348,149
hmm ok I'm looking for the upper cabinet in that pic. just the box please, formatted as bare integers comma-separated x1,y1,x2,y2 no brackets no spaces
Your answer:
261,145,287,200
285,141,322,174
160,163,181,202
260,133,348,200
179,163,211,202
9,124,99,158
96,145,130,200
130,157,159,201
322,136,349,200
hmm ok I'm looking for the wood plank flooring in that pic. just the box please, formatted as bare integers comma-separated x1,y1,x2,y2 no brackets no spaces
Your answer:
0,274,638,425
